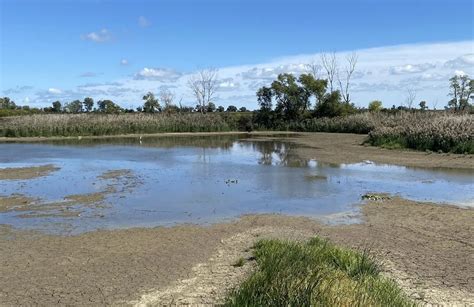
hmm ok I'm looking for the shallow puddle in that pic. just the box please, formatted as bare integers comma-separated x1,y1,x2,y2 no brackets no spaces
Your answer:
0,135,473,234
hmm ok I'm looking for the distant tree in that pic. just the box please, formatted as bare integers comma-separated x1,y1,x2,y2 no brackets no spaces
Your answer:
405,88,417,110
52,101,62,113
207,102,216,112
299,73,327,107
256,86,273,111
187,68,218,114
64,100,83,113
142,92,161,113
226,105,238,112
368,100,382,112
337,52,358,104
419,100,428,111
83,97,94,112
159,89,176,113
271,73,310,120
97,100,121,113
239,106,248,112
321,52,338,92
305,60,322,79
0,97,17,109
448,74,473,111
314,91,346,117
217,105,225,112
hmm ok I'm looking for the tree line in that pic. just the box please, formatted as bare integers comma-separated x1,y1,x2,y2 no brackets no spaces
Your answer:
1,61,472,117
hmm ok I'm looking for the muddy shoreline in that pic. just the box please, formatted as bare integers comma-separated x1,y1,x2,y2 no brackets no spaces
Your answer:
0,199,473,305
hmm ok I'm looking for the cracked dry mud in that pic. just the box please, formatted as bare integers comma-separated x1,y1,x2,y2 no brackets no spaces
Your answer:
0,198,473,306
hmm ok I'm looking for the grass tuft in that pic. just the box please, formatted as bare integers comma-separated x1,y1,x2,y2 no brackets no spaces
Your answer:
225,237,414,306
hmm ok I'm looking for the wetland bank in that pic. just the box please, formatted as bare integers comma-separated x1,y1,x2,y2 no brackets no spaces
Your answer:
0,132,473,305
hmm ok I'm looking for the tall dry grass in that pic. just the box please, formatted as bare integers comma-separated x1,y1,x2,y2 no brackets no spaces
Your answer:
0,113,237,137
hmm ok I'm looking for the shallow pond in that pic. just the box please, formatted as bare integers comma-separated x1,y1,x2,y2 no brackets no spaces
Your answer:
0,135,473,234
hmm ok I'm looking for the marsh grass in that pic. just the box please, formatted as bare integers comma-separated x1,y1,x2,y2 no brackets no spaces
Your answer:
0,113,240,137
226,238,414,306
1,111,471,154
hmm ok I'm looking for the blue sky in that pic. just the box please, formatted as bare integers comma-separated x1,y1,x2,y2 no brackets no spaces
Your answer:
1,0,473,109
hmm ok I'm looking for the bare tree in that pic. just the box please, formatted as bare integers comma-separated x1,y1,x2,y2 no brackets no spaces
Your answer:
187,68,218,114
320,52,338,92
305,60,322,79
337,52,358,104
405,88,417,109
159,88,175,111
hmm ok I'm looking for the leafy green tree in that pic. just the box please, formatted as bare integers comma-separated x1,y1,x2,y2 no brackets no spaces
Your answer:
83,97,94,112
271,73,310,120
97,100,122,113
298,74,327,107
207,102,216,112
419,100,428,111
217,106,225,112
314,91,344,117
256,86,273,111
226,105,238,112
0,97,17,109
65,100,83,113
448,74,473,111
239,106,248,112
142,92,161,113
52,101,62,113
368,100,382,112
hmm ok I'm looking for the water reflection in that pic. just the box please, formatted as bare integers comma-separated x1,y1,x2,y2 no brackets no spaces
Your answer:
0,135,472,235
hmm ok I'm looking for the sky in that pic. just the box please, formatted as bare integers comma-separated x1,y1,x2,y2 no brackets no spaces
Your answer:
0,0,473,109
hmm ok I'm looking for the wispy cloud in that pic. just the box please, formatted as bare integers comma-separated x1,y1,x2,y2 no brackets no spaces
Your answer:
81,29,111,43
138,16,151,28
2,85,33,95
79,72,101,78
120,59,129,66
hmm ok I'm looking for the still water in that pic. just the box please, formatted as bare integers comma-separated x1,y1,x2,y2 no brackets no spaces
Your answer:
0,135,473,234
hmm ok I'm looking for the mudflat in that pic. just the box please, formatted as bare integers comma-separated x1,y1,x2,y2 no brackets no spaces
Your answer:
0,198,472,305
0,164,59,180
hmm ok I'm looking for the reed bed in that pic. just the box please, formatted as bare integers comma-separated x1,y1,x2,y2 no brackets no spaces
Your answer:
367,113,474,154
225,237,413,306
1,111,472,153
291,112,473,153
0,113,236,137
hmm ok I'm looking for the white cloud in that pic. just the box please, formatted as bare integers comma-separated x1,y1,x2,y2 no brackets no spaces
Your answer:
389,63,436,75
138,16,151,28
217,78,240,91
455,70,466,76
48,88,62,94
16,40,474,110
120,59,129,65
134,68,182,81
81,29,111,43
444,54,474,68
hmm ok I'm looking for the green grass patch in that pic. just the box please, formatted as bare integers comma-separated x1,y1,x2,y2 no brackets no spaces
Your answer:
225,237,414,306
